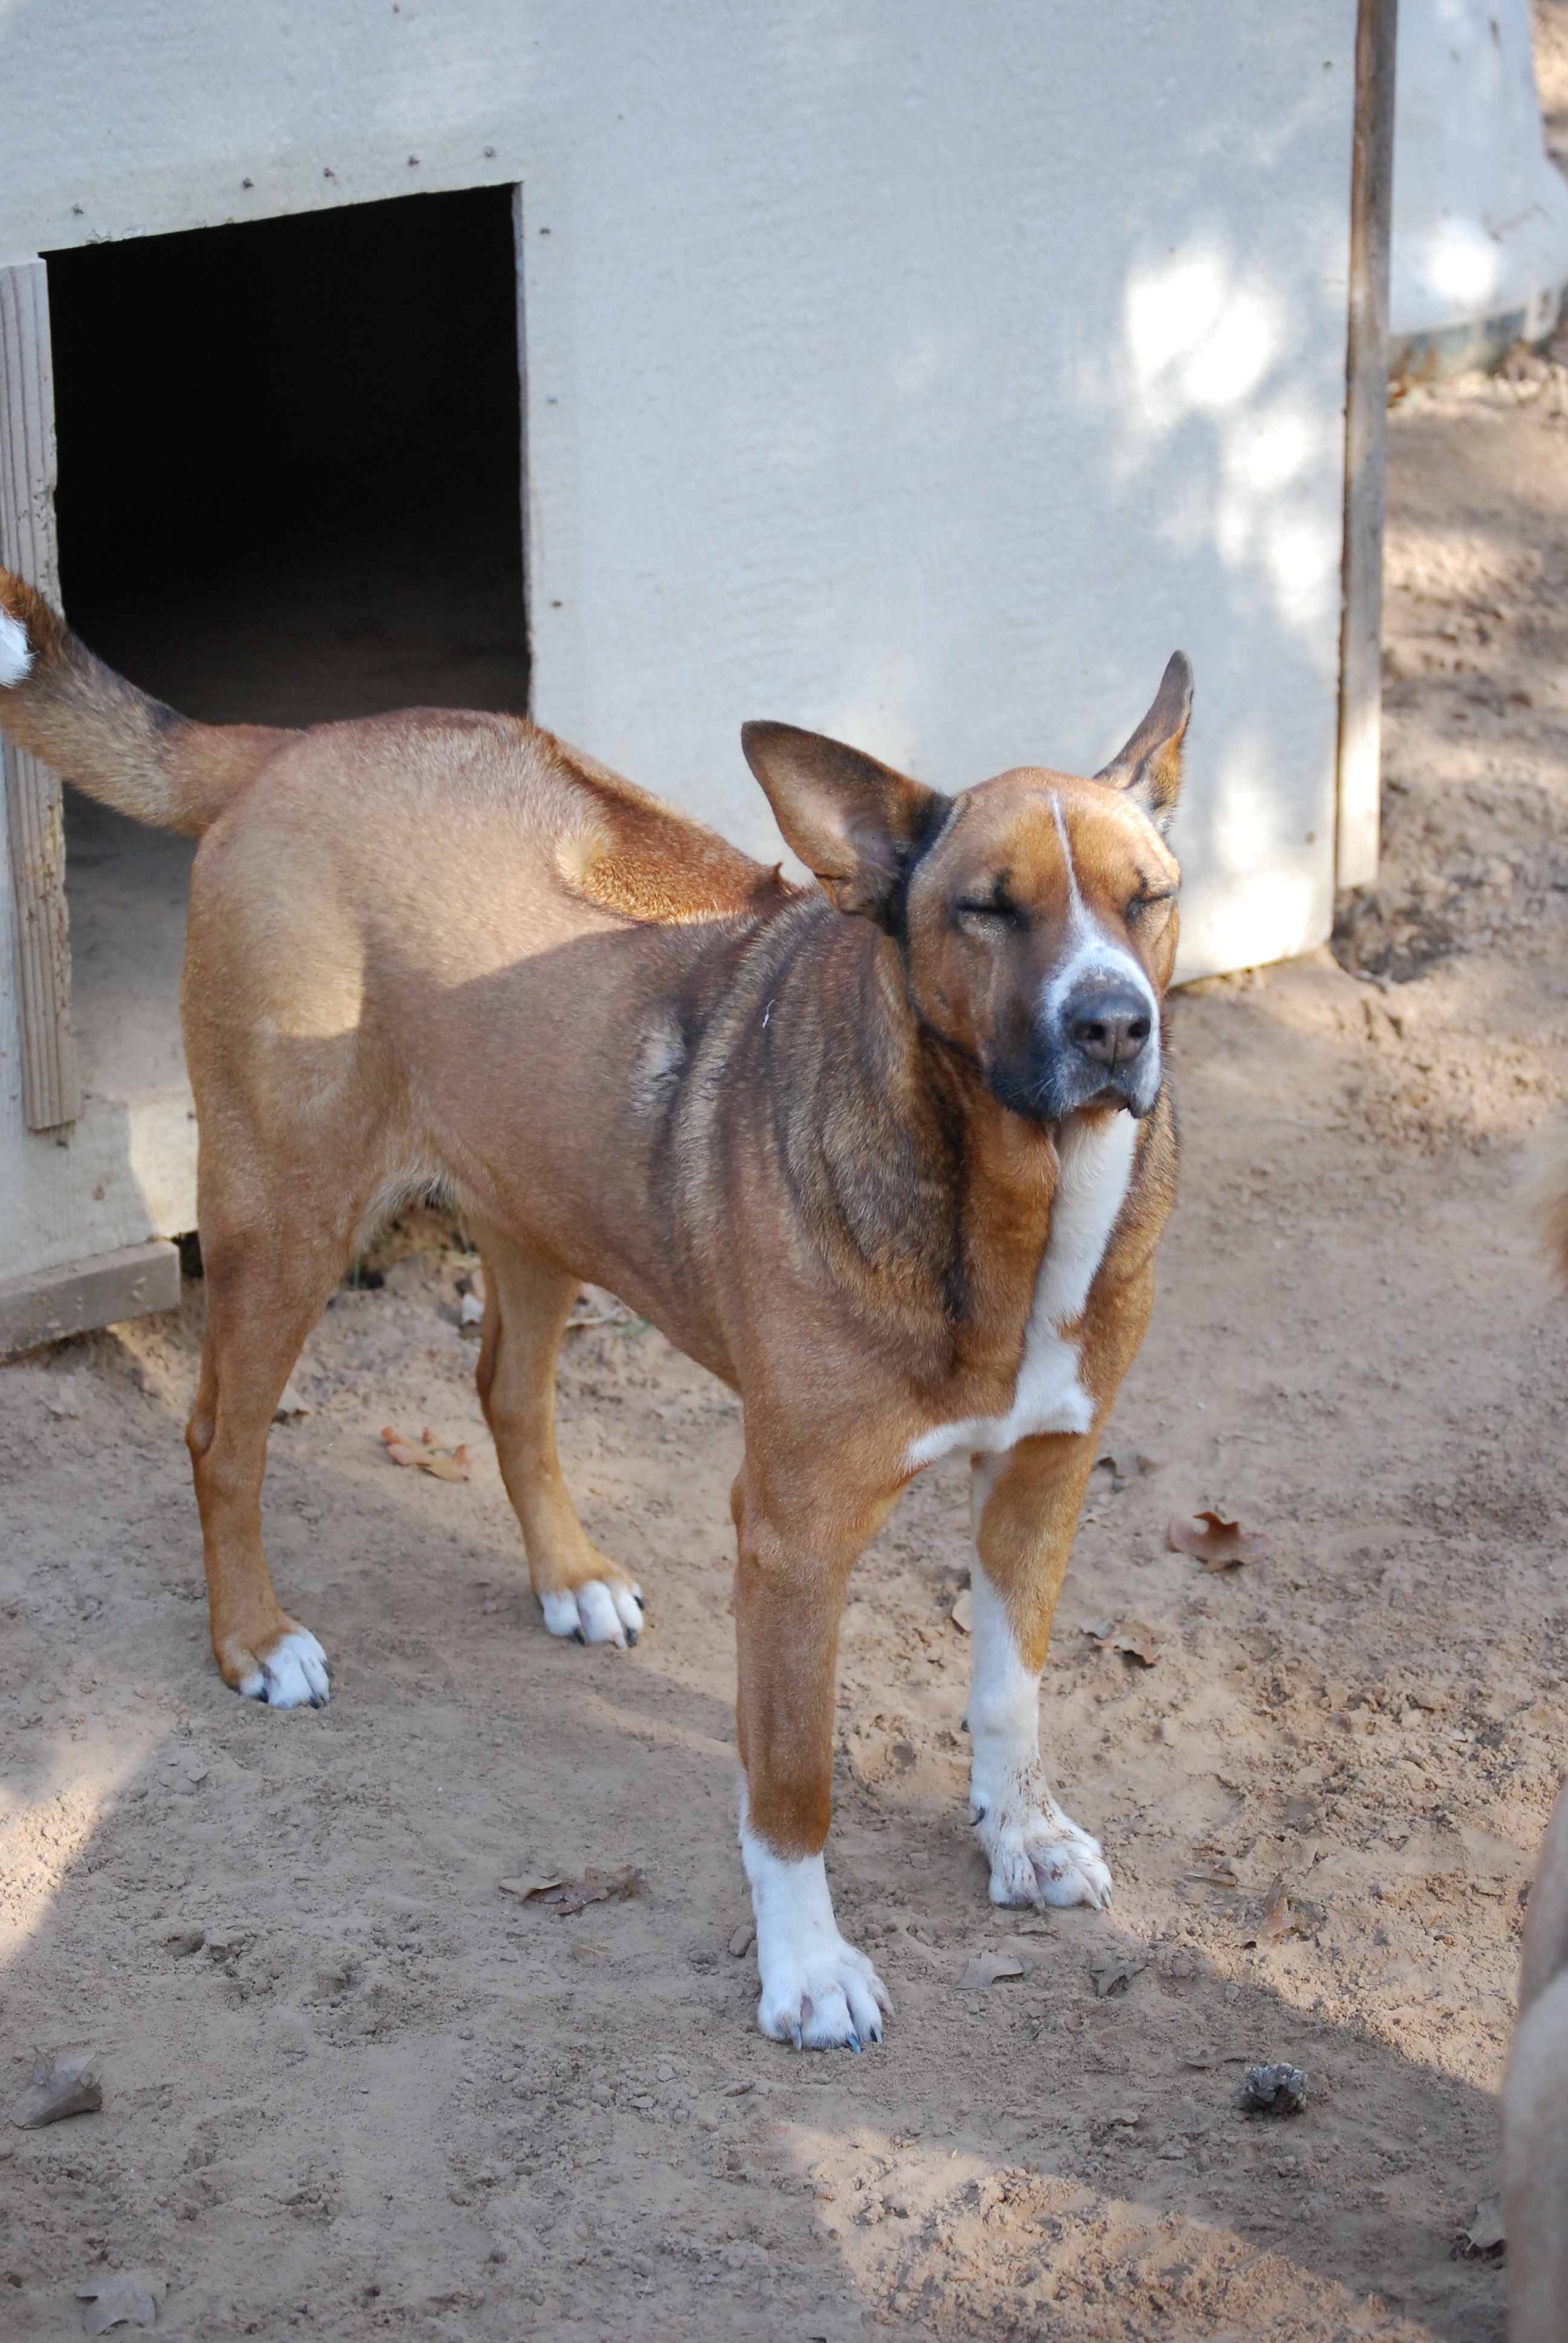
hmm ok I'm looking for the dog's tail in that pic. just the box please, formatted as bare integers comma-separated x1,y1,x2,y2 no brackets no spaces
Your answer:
0,566,296,834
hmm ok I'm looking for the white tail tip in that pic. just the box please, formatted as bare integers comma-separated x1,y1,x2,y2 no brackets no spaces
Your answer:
0,608,31,689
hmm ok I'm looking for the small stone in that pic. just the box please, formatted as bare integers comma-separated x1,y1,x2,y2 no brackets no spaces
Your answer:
1233,2062,1307,2116
728,1924,755,1958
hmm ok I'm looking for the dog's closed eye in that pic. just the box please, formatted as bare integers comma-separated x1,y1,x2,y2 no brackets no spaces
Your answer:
954,893,1019,928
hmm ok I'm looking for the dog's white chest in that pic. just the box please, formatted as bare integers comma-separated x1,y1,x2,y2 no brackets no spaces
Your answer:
906,1112,1137,1470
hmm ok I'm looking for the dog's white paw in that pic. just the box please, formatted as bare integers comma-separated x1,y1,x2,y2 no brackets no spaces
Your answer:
540,1581,644,1648
976,1790,1112,1911
237,1628,330,1709
740,1833,891,2051
758,1928,890,2051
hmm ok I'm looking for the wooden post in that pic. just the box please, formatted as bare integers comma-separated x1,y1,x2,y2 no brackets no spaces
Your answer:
1336,0,1397,892
0,260,77,1131
511,183,534,709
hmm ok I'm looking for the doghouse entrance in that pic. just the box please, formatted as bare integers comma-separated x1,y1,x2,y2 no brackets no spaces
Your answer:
44,185,527,1149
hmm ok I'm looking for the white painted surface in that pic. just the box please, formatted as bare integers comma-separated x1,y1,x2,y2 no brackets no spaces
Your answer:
0,2,1362,1288
1391,0,1568,340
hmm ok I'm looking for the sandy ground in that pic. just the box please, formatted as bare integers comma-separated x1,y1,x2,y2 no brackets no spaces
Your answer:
18,243,1568,2343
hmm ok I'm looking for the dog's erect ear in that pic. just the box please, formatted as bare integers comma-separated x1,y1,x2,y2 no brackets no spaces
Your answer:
740,722,949,925
1094,652,1192,833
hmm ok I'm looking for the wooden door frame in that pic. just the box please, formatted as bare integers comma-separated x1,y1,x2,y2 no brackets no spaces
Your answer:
0,257,77,1132
1336,0,1397,891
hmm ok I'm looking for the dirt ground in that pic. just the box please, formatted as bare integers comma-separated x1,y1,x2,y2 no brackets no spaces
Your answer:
19,207,1568,2343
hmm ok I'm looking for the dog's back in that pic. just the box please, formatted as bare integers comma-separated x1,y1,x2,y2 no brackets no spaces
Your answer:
0,559,784,923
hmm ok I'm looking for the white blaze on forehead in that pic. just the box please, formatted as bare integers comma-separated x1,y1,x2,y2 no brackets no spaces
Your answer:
1043,790,1159,1028
0,608,32,687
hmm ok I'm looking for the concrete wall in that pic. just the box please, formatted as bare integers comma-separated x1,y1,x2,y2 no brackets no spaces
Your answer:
0,0,1361,1283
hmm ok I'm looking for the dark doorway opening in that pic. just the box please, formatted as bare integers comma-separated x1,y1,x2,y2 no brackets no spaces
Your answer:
44,184,526,1127
47,183,528,727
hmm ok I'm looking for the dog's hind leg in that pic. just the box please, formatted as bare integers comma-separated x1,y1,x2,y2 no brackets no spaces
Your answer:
186,1217,347,1709
471,1223,644,1648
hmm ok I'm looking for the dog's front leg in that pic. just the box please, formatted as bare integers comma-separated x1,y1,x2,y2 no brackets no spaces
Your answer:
967,1429,1112,1910
733,1496,890,2050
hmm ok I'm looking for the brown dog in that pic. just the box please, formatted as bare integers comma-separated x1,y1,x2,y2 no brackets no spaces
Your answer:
0,571,1187,2048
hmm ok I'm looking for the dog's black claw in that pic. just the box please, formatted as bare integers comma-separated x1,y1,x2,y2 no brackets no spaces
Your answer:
626,1627,639,1648
570,1627,586,1645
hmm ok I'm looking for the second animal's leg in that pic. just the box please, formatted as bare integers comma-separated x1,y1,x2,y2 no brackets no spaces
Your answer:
472,1224,644,1648
733,1460,893,2049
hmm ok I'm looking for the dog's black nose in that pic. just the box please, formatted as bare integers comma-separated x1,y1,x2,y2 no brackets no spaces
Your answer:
1063,978,1152,1067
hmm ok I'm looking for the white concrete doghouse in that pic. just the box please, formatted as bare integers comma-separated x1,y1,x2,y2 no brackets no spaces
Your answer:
1390,0,1568,378
0,1,1393,1352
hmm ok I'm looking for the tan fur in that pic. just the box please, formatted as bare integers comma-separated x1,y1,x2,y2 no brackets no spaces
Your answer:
0,564,1186,1902
1505,1781,1568,2340
1522,1115,1568,1288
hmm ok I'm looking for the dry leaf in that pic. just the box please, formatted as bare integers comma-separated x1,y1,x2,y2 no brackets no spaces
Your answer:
381,1425,472,1482
1086,1619,1158,1666
1112,1621,1158,1667
1183,1867,1240,1889
11,2048,102,2129
949,1588,973,1633
1167,1511,1273,1570
1097,1447,1165,1484
959,1951,1024,1988
498,1874,564,1901
1256,1872,1298,1943
1463,2195,1506,2256
507,1866,642,1915
1089,1951,1146,1999
571,1942,613,1962
76,2271,158,2333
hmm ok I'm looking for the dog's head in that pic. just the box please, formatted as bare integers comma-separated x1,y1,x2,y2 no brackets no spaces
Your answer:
742,654,1189,1124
